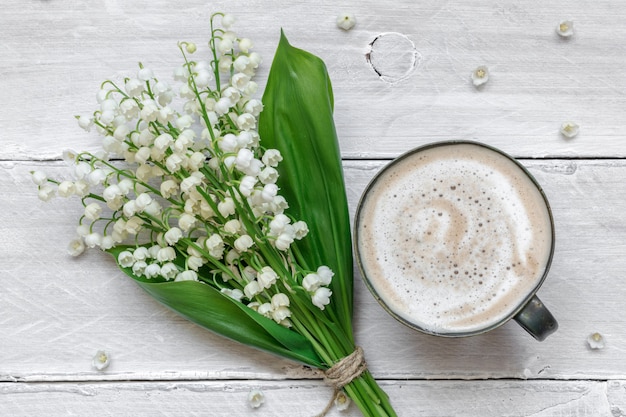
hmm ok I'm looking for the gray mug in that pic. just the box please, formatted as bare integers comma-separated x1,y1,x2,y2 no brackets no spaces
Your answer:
354,141,558,341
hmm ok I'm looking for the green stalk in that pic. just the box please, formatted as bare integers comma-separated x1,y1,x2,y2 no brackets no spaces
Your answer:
258,31,397,417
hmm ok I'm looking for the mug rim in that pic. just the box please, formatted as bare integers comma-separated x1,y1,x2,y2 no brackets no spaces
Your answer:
353,140,556,337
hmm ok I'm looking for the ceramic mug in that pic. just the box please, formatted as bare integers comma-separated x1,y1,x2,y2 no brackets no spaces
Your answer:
354,141,558,341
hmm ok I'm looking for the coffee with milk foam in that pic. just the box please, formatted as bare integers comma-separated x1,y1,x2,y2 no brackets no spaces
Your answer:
356,143,553,335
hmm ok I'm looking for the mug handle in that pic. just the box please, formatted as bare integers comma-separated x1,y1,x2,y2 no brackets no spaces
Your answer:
513,295,558,341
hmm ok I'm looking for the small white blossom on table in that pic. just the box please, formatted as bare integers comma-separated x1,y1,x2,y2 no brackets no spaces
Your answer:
336,13,356,31
334,391,352,411
560,121,580,138
248,389,265,408
471,65,489,87
556,20,574,37
92,350,110,371
587,332,605,350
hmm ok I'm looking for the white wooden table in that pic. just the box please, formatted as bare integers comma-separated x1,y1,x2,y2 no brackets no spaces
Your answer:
2,1,625,415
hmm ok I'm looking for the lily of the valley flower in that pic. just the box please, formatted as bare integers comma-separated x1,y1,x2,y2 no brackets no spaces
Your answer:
334,391,352,411
587,332,605,349
312,287,332,310
247,389,265,408
560,121,580,138
33,13,399,417
556,20,574,38
336,13,357,31
92,350,111,371
471,65,489,87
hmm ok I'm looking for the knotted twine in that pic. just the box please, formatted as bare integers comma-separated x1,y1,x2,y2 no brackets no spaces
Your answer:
315,346,367,417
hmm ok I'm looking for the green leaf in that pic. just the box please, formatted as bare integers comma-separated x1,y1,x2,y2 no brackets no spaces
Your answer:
258,32,354,339
107,246,323,368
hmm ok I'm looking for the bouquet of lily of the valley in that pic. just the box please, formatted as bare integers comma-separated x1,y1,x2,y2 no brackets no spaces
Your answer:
32,13,397,417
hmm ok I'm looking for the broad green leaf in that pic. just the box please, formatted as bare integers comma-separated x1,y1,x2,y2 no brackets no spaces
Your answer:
258,32,354,339
107,246,323,368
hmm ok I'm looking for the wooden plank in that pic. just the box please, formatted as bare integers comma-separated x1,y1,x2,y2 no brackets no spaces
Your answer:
0,380,622,416
2,0,626,160
3,159,626,382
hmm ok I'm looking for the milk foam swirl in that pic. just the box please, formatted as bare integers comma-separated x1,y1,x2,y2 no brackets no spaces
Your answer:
356,143,553,334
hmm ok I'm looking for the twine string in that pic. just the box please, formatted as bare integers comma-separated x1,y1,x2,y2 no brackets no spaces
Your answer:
315,346,367,417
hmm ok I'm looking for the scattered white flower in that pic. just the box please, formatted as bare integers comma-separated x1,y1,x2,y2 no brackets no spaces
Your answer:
471,65,489,87
336,13,357,31
556,20,574,38
560,121,580,138
334,391,351,411
92,350,110,371
247,389,265,409
587,332,605,349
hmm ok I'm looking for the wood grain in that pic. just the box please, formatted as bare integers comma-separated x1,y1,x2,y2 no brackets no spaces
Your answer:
2,0,626,160
2,380,624,416
3,0,626,415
